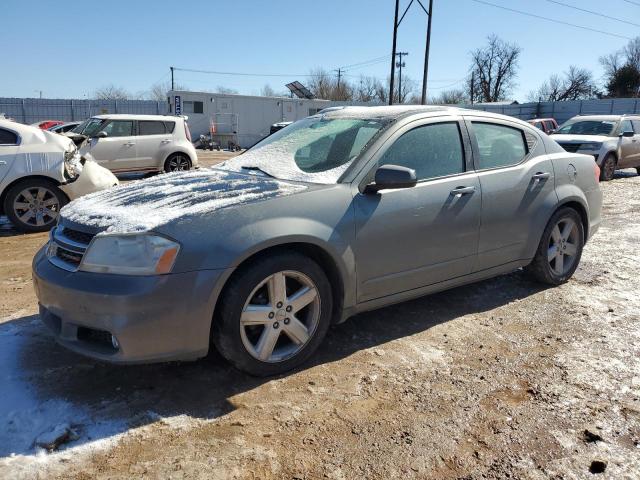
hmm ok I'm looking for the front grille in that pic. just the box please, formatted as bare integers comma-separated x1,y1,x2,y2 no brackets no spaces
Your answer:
558,143,581,153
62,227,95,245
55,246,83,265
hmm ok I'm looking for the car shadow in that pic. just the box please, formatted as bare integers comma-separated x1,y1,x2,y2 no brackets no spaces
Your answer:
0,267,548,458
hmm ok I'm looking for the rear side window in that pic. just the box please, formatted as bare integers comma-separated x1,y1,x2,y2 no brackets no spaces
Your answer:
164,121,176,133
632,120,640,133
138,121,166,135
379,122,465,181
102,120,133,137
0,128,18,145
472,122,528,170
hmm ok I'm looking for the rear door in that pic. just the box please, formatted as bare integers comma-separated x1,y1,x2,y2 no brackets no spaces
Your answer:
465,117,557,271
353,116,482,302
135,120,174,170
0,127,20,184
87,119,137,172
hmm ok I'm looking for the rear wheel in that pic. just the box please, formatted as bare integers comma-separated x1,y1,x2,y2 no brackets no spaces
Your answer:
636,167,640,176
212,251,333,376
3,178,68,233
526,207,584,285
163,153,191,172
599,153,617,181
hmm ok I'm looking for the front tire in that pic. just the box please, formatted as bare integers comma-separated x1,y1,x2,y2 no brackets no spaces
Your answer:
526,207,584,285
599,153,617,181
212,251,333,376
3,179,68,233
163,153,191,173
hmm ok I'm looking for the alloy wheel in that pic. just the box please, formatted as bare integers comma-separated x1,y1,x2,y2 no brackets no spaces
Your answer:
168,155,190,171
13,186,60,228
547,217,579,276
240,270,321,363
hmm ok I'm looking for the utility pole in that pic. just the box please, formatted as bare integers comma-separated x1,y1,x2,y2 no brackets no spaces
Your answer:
389,0,400,105
396,52,408,103
170,66,175,91
420,0,434,105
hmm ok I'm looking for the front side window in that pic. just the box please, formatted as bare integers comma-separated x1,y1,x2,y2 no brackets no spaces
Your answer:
472,122,527,169
138,121,166,135
102,120,133,137
0,128,18,145
75,118,106,136
620,119,634,134
632,120,640,133
221,116,389,184
379,122,465,181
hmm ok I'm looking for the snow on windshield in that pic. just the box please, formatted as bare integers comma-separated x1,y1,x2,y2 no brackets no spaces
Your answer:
220,117,385,184
62,169,306,234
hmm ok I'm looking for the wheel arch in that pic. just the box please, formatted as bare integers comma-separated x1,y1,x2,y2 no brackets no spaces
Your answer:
211,242,346,335
0,174,68,215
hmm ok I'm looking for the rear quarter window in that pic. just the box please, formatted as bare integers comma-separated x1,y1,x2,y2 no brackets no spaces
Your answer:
138,121,167,135
0,128,18,145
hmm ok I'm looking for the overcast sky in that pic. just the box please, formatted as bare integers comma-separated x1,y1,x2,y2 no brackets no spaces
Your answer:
2,0,638,101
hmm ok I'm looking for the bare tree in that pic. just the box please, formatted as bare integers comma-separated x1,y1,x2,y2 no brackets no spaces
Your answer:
148,81,187,101
528,66,596,102
600,36,640,98
215,86,239,94
396,76,417,104
353,76,379,102
93,84,131,100
468,35,521,103
308,68,353,101
261,84,276,96
432,88,468,105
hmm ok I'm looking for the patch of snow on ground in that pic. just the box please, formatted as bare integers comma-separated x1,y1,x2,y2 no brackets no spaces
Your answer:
61,168,306,233
0,317,126,463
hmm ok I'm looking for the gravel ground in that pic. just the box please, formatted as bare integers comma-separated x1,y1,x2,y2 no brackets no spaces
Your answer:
0,166,638,480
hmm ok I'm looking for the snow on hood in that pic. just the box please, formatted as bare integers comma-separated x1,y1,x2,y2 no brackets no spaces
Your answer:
550,134,611,143
61,169,306,234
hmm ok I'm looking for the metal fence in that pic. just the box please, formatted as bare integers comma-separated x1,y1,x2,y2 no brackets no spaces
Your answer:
0,98,170,124
468,98,640,124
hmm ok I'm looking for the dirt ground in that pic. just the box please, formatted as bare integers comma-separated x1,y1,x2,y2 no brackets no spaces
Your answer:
0,161,639,480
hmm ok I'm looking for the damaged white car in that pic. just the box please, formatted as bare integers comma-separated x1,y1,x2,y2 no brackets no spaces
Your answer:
0,119,118,232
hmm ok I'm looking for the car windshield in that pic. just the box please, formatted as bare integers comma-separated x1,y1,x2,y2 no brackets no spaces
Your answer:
72,118,106,136
220,117,389,184
555,120,617,136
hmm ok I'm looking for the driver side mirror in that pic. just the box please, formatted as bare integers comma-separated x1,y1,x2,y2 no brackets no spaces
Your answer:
620,130,634,138
363,164,417,194
94,131,108,139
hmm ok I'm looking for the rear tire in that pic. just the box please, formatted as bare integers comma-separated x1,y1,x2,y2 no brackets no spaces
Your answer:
599,153,617,181
636,167,640,176
212,251,333,376
526,207,584,285
3,178,68,233
163,153,191,173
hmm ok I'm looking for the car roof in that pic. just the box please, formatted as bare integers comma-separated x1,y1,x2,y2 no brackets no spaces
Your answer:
91,114,183,121
319,105,536,128
568,115,624,122
529,118,555,122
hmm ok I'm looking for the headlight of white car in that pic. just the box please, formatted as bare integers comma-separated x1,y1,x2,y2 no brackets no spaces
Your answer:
79,234,180,275
64,145,83,179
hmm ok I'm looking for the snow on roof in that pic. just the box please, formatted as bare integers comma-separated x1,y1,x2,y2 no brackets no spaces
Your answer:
61,169,306,234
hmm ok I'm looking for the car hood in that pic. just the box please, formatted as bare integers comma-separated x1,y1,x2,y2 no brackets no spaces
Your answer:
550,134,610,143
60,168,308,234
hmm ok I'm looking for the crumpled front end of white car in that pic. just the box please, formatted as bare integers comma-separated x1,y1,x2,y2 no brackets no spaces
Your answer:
59,151,119,201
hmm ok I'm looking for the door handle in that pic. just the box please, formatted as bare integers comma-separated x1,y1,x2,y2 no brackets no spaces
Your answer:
161,139,172,143
124,142,135,147
0,161,6,165
532,172,550,180
450,186,476,196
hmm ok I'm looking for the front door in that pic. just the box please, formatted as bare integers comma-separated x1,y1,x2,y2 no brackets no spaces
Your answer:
353,118,481,303
87,119,137,172
0,127,19,184
618,119,640,168
465,117,558,271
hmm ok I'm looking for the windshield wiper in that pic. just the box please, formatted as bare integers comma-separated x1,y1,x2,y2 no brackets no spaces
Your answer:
241,166,275,178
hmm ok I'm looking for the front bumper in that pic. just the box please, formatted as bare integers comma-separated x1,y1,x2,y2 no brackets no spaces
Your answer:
32,247,228,364
59,160,119,201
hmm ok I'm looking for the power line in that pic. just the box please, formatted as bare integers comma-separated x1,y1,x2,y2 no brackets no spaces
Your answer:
544,0,640,28
340,55,390,71
622,0,640,6
468,0,633,40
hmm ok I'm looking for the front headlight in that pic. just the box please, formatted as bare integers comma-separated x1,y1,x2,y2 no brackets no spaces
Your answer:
79,234,180,275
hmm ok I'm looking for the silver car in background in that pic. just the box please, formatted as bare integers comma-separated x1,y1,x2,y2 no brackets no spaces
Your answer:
551,114,640,181
33,106,602,376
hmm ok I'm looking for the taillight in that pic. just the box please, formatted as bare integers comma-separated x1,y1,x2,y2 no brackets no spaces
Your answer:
184,121,191,142
594,162,600,183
